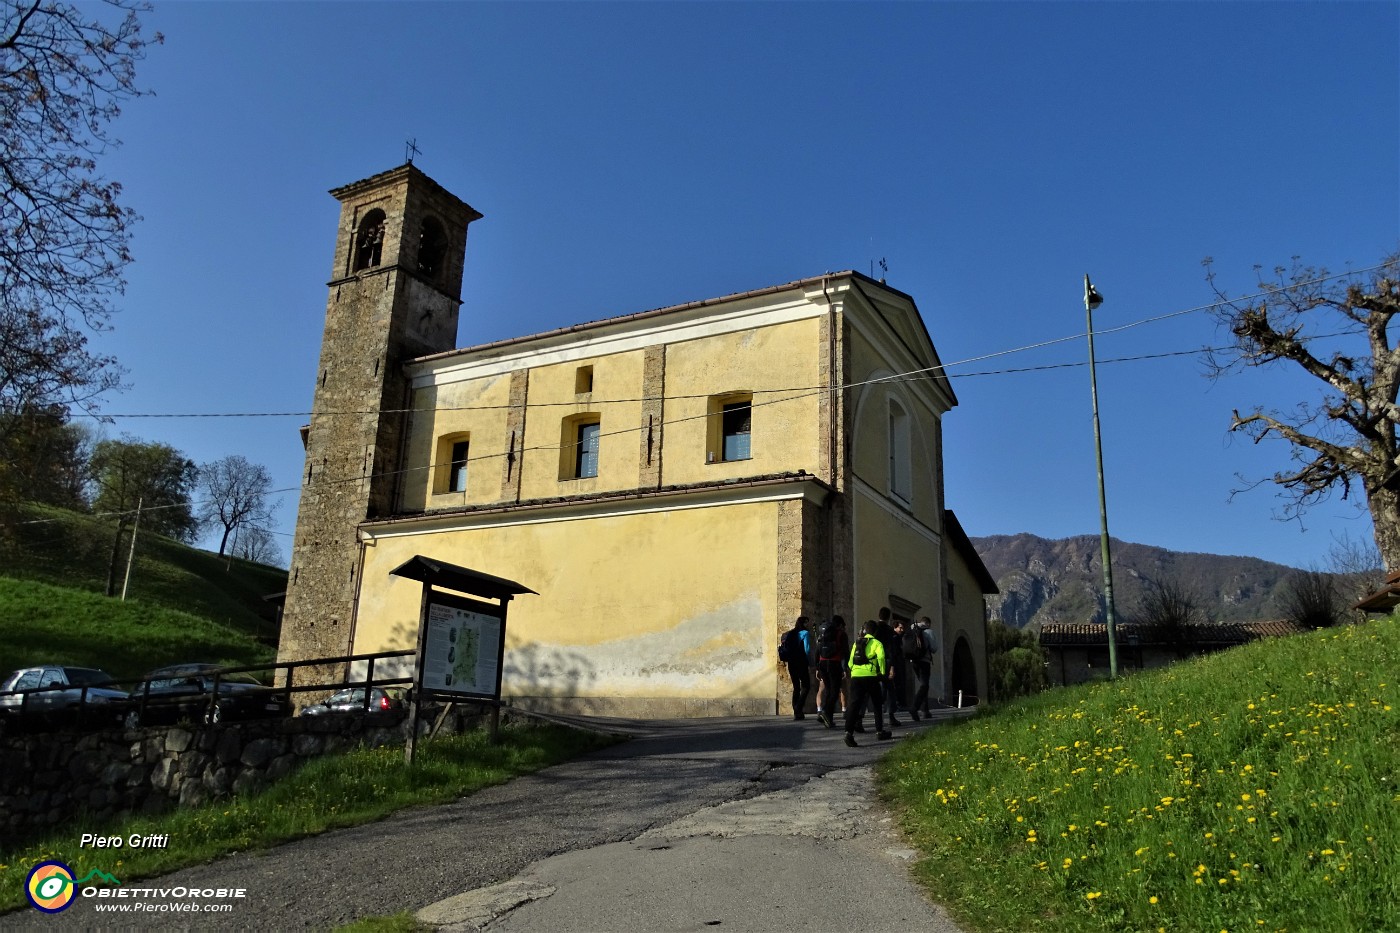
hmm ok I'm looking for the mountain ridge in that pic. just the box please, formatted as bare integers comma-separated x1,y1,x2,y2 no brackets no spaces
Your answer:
971,532,1309,630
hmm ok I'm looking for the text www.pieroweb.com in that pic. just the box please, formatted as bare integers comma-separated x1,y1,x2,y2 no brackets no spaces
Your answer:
84,886,245,913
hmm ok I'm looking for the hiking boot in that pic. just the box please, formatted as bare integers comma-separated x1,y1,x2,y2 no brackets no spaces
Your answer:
853,724,867,733
821,713,835,729
910,711,921,721
888,717,901,727
844,733,859,748
794,711,805,720
876,731,893,741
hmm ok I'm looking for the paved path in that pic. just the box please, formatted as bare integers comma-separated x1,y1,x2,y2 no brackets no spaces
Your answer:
7,710,972,932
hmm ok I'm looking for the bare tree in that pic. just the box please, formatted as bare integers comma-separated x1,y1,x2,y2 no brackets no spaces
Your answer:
0,1,160,502
1323,531,1386,621
231,525,281,567
1279,570,1342,630
1132,577,1204,659
197,455,276,557
1205,254,1400,569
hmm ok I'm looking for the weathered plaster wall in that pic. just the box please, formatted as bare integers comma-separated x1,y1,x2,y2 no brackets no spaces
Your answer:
351,499,784,717
661,317,824,487
402,371,514,512
516,349,648,499
846,322,947,629
850,493,944,627
846,324,944,530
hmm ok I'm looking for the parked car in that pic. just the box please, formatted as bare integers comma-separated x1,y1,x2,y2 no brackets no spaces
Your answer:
125,664,289,728
298,686,404,716
0,666,128,729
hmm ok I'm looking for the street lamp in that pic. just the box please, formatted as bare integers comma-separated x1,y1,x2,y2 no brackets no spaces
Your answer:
1084,274,1119,678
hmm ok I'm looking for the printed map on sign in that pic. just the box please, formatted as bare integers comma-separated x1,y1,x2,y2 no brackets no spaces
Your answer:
423,602,503,697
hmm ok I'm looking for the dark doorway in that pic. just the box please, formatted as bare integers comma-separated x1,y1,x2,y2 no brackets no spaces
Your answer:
949,636,978,705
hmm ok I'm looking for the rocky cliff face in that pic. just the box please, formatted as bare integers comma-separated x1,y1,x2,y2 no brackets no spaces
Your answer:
972,533,1305,630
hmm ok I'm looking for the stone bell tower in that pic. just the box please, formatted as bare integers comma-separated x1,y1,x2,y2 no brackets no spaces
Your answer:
278,164,482,673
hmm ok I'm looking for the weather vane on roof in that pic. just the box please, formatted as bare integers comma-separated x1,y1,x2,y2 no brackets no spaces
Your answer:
405,138,421,165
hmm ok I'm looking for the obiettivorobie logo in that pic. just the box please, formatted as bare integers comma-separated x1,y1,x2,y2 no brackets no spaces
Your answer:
24,861,121,913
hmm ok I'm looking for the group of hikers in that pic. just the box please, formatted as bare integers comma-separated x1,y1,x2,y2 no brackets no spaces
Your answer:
777,607,938,748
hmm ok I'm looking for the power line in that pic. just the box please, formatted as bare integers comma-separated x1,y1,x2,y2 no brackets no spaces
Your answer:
17,262,1391,535
20,325,1368,533
67,260,1396,421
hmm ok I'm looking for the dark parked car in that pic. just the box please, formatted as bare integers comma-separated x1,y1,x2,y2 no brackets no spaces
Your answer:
298,687,404,716
0,666,128,729
125,664,289,728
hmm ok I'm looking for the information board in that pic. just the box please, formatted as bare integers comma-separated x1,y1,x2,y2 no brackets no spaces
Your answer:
420,597,504,700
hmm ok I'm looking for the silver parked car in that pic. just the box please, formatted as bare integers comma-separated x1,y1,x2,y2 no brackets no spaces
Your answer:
298,686,404,716
0,666,128,728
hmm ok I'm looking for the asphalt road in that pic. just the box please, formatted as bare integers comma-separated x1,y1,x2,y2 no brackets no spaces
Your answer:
6,710,972,932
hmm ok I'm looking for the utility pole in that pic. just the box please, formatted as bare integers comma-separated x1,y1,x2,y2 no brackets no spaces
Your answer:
1084,275,1119,678
121,497,142,601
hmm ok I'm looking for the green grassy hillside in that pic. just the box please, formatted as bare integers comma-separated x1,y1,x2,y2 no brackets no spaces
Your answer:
0,578,271,679
882,618,1400,932
0,504,285,678
5,503,284,635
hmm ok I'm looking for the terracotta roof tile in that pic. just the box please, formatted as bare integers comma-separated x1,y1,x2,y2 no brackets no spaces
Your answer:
1038,619,1309,647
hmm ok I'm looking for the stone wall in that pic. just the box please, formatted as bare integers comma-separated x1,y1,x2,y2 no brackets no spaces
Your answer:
0,705,490,846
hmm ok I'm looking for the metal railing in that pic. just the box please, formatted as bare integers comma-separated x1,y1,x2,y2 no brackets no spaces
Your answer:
1,649,417,733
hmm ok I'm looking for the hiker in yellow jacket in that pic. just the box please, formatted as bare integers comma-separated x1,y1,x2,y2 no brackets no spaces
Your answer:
844,619,892,747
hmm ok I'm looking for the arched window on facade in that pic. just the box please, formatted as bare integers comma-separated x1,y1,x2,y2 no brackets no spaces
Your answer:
418,216,447,279
353,209,387,272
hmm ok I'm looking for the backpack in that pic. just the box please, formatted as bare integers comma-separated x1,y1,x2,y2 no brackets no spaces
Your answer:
903,629,927,662
816,623,839,660
851,635,871,668
778,628,803,663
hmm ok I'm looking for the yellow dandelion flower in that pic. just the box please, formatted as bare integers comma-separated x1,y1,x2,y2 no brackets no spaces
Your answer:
1149,896,1159,905
1085,891,1101,900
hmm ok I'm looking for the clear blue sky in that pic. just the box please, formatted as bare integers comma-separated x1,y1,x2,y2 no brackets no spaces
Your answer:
89,1,1398,570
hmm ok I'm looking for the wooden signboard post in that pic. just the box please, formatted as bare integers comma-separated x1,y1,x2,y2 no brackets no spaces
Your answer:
389,556,537,764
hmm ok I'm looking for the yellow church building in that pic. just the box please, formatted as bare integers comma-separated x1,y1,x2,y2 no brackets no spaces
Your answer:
277,164,993,717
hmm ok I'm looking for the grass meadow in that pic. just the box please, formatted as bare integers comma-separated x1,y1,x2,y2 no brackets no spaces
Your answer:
0,576,272,678
881,617,1399,933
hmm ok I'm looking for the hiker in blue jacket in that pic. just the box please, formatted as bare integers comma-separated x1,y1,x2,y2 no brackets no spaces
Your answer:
779,616,812,720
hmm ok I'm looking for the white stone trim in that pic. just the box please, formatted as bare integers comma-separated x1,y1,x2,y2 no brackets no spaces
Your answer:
360,479,830,541
843,289,954,415
409,293,820,389
851,476,943,545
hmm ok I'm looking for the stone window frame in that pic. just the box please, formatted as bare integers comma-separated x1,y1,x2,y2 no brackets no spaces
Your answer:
560,413,601,480
434,432,471,495
706,391,753,463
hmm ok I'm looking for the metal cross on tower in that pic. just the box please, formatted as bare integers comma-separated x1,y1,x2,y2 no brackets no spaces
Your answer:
405,138,421,165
